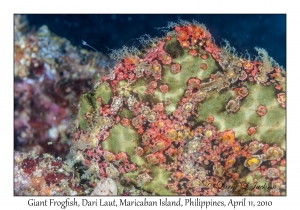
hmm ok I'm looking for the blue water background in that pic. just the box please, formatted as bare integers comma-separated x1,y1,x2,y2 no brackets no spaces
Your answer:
26,14,286,68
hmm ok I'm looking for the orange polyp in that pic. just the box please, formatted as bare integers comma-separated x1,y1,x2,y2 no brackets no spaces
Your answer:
189,49,198,56
174,171,183,179
200,54,208,60
243,61,254,70
247,126,257,135
200,63,207,70
181,41,190,48
160,84,169,93
221,130,235,145
206,115,214,123
256,105,268,116
170,63,181,74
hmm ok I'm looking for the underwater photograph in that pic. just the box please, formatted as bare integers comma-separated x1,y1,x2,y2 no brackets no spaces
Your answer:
14,14,286,196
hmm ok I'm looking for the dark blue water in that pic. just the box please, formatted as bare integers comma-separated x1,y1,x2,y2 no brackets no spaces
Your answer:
27,14,286,68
